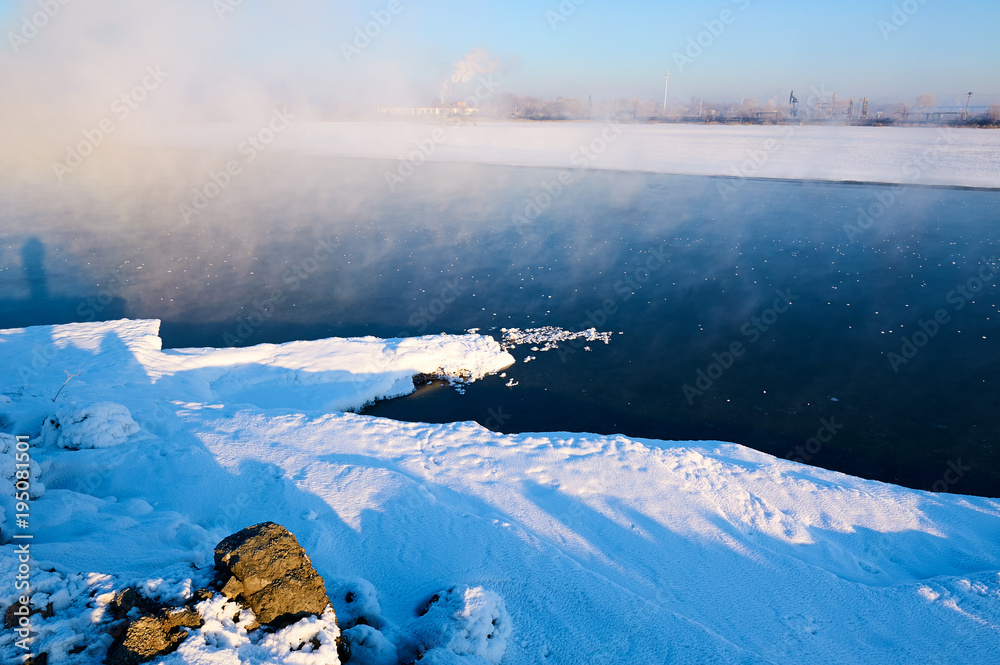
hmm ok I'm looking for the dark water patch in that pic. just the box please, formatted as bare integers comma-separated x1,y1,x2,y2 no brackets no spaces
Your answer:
1,155,998,496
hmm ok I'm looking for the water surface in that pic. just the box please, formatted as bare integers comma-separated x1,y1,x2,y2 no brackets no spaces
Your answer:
2,154,997,495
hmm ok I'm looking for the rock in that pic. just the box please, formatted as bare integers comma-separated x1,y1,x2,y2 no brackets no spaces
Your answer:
3,603,18,629
104,593,203,665
106,611,198,665
336,634,353,663
188,588,215,605
4,600,50,629
163,608,202,630
214,522,333,625
111,588,160,621
111,589,139,621
220,576,244,600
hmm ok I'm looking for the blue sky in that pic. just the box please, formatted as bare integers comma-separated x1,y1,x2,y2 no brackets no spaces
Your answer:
2,0,997,106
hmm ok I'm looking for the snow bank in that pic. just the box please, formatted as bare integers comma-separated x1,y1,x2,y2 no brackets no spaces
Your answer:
146,122,1000,188
0,319,515,417
1,319,999,664
41,402,140,449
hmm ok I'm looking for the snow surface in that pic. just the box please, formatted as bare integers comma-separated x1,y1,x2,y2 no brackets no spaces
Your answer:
146,122,1000,189
2,319,1000,664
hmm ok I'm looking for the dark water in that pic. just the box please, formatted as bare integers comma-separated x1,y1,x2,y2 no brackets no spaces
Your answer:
2,155,998,496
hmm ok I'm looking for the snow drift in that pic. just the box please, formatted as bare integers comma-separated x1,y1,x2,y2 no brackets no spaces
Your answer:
1,319,999,664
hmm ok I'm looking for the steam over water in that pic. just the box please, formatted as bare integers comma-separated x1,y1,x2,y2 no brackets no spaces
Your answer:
2,153,998,495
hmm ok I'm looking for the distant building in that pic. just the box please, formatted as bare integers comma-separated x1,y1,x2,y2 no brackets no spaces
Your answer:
376,103,479,117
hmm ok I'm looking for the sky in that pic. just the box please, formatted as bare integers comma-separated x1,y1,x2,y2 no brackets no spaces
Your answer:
0,0,997,112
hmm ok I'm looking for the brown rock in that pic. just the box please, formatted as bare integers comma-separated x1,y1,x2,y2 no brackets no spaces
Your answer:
220,576,244,600
163,608,202,631
188,588,215,605
112,588,139,620
5,600,45,629
106,616,188,665
104,594,204,665
111,588,161,621
3,603,18,629
214,522,332,625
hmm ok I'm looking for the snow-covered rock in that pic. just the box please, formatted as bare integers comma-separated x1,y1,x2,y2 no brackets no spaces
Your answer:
411,586,512,665
40,402,140,449
0,432,44,498
328,577,384,629
341,624,398,665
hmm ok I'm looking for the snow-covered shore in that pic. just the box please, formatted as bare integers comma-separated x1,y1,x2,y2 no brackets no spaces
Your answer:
146,121,1000,189
2,319,999,664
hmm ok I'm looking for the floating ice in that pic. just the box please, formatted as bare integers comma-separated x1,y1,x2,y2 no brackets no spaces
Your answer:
500,326,614,352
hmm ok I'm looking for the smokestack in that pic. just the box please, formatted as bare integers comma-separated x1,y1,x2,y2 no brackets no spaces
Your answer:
663,70,669,112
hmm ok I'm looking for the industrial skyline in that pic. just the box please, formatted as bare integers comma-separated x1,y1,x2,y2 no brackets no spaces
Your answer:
1,0,997,110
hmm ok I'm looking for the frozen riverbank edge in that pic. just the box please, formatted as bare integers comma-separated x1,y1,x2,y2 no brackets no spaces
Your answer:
1,319,999,664
145,122,1000,190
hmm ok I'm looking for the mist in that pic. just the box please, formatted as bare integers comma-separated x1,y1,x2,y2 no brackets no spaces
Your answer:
1,0,996,342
